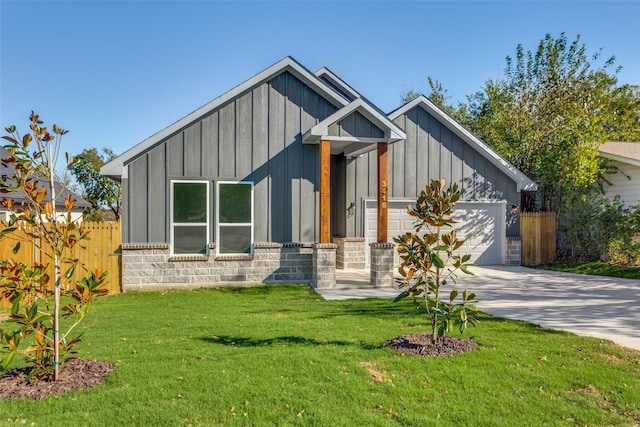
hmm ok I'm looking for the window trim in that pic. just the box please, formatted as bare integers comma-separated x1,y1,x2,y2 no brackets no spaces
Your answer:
170,180,210,256
216,181,254,256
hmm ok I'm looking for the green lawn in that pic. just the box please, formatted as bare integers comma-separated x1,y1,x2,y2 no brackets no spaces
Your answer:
1,285,639,426
538,261,640,280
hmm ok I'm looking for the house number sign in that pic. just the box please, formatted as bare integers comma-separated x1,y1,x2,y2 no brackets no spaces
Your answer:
381,180,387,209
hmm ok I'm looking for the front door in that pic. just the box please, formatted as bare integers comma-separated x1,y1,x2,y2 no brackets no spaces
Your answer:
330,155,346,239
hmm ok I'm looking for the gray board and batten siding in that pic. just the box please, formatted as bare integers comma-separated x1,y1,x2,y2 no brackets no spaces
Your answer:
339,101,521,239
114,58,536,251
123,70,389,246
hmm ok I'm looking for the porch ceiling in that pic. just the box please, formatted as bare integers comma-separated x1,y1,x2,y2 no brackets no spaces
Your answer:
319,138,383,157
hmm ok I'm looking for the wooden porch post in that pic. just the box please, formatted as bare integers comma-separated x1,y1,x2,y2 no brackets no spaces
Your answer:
320,139,331,243
377,142,388,243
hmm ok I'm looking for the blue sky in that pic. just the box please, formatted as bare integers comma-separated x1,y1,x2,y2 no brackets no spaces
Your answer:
1,1,639,159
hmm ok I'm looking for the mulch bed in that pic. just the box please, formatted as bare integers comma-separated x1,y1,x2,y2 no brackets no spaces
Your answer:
382,334,479,356
0,359,116,400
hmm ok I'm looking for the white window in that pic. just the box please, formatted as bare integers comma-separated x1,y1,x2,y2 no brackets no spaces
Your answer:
216,181,253,255
171,181,209,255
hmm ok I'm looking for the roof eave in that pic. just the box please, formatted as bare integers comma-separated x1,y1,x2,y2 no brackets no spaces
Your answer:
598,151,640,168
304,99,406,145
314,67,362,101
390,96,537,193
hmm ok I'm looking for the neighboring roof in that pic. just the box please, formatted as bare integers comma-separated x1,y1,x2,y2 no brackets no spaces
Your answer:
0,146,91,210
101,56,352,180
598,141,640,167
302,98,406,156
388,96,538,192
314,67,361,102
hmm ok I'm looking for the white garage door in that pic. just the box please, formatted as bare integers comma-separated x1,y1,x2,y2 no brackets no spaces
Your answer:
364,199,506,267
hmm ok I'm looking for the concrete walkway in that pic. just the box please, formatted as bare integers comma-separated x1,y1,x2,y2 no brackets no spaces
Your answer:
317,267,640,351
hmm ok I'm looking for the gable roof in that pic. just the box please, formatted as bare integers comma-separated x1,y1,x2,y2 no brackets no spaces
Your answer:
599,141,640,167
302,98,406,156
0,146,91,210
315,67,361,102
388,96,538,192
101,56,352,180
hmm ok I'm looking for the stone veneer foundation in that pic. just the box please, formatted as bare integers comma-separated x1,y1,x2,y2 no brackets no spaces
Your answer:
312,243,337,289
121,237,517,291
370,242,395,287
506,237,522,266
334,237,366,270
121,242,318,291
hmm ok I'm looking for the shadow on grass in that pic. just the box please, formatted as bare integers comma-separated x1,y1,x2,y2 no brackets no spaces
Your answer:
309,300,419,320
477,312,573,339
198,334,378,349
213,283,321,297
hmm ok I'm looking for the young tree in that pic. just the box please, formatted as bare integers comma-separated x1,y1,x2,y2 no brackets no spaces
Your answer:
464,33,640,211
71,147,121,221
0,112,108,381
394,179,478,340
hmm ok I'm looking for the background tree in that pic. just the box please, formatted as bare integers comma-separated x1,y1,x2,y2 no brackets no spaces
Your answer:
400,88,421,105
401,33,640,261
400,77,468,124
463,33,640,212
605,84,640,141
71,147,121,221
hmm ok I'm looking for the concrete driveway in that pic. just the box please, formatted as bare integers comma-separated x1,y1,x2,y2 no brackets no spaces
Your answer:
324,266,640,351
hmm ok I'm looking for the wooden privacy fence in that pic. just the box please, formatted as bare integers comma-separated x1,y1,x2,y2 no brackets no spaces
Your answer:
520,212,557,266
0,221,121,308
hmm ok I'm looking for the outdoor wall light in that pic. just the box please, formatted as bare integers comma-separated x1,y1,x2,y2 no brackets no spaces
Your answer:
347,202,357,216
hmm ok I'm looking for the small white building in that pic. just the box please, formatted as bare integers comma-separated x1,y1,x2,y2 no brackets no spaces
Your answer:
598,141,640,207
